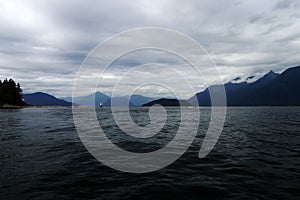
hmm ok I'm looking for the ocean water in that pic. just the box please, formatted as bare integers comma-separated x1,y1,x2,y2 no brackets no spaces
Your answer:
1,107,299,200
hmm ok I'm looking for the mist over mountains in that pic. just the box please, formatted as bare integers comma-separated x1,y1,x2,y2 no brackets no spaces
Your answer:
189,65,300,106
22,65,300,106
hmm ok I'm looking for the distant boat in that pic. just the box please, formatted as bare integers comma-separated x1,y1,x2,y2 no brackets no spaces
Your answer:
99,102,103,108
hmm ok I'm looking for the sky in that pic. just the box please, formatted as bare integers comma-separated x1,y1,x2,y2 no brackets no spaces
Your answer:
0,0,299,98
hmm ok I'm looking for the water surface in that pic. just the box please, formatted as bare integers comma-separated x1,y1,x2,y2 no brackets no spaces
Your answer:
1,107,299,199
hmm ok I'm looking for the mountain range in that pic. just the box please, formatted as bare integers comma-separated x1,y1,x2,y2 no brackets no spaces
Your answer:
23,92,157,107
189,65,300,106
60,93,157,107
22,65,300,106
62,92,110,107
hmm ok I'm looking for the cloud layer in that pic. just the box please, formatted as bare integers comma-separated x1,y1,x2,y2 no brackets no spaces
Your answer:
0,0,299,98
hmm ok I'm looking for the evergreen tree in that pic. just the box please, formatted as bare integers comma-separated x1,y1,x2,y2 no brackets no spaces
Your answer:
0,78,26,106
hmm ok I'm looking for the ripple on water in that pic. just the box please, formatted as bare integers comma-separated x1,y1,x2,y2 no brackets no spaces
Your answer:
0,107,300,200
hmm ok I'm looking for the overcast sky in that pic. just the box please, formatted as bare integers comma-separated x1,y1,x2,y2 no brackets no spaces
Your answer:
0,0,299,98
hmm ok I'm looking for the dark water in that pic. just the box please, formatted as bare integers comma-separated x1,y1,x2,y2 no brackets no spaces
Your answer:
1,107,299,200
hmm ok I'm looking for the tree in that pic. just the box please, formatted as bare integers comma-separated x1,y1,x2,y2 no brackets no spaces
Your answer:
0,78,26,106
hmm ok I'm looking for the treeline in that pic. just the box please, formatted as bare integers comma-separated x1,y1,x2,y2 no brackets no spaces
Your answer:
0,78,26,106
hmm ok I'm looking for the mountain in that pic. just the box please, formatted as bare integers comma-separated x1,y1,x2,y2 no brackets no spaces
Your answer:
244,66,300,105
189,65,300,106
103,94,157,107
143,98,192,107
129,94,157,106
61,92,110,106
189,81,250,106
226,70,279,105
251,70,279,89
23,92,72,106
61,96,72,103
103,96,136,107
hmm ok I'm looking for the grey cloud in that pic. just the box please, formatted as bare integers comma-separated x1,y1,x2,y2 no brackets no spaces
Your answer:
260,22,293,35
273,0,293,9
249,15,263,24
275,32,300,43
290,14,300,18
0,0,299,98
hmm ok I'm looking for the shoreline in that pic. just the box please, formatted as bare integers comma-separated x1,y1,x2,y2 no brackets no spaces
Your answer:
1,105,300,109
0,105,73,109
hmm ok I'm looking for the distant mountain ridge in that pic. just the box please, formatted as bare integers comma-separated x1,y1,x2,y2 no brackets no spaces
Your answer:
24,92,156,107
61,93,156,106
62,92,110,106
23,92,72,106
189,65,300,106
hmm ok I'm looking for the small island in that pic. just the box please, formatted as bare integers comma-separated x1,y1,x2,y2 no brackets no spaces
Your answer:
142,98,192,107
